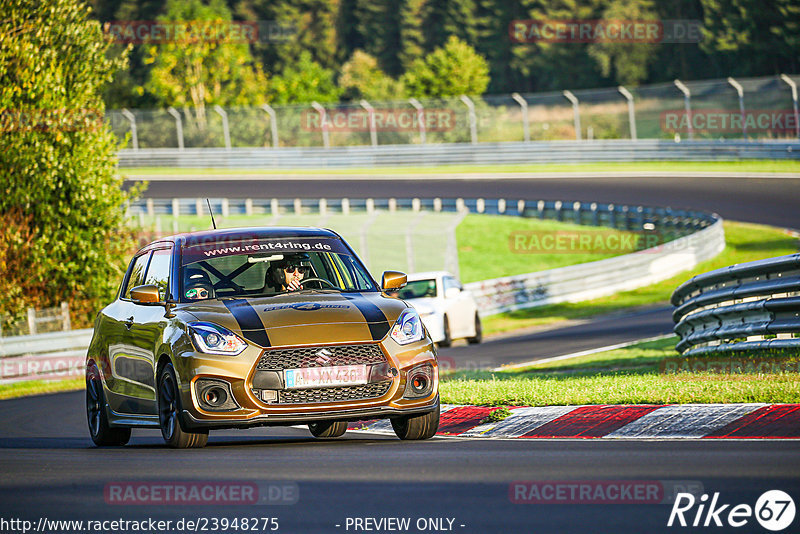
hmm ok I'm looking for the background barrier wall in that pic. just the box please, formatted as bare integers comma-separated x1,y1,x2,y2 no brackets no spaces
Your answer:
117,140,800,168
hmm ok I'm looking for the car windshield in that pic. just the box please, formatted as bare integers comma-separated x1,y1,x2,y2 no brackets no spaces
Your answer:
180,236,377,301
398,279,437,299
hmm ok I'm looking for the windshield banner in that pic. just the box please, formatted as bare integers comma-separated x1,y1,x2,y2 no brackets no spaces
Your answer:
182,236,350,264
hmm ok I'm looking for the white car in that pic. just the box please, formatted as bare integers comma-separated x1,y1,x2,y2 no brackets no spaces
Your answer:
397,271,482,347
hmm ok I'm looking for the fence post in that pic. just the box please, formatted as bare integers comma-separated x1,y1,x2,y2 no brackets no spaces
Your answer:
727,77,746,139
214,105,232,150
674,80,693,140
511,93,530,142
780,74,800,139
60,302,71,331
360,99,378,146
166,107,184,150
617,86,637,140
409,98,426,144
121,108,138,150
459,95,478,144
172,198,180,217
311,101,330,148
562,90,581,141
261,104,279,148
27,308,36,335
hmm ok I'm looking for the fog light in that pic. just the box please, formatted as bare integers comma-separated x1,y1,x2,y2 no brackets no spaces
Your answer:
403,363,434,399
196,379,239,411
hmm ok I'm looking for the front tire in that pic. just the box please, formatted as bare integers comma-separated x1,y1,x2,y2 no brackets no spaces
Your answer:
308,420,348,438
86,361,131,447
158,363,208,448
391,403,440,440
467,313,482,344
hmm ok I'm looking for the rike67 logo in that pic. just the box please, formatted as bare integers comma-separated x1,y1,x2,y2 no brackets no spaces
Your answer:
668,490,795,531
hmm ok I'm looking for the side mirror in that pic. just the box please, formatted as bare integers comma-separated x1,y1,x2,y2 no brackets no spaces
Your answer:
381,271,407,290
445,286,461,299
130,284,161,304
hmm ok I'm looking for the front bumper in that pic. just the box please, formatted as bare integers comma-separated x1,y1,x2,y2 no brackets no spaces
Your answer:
181,395,440,430
174,337,438,429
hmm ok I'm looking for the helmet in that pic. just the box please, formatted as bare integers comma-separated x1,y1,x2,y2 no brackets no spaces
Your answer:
184,268,215,300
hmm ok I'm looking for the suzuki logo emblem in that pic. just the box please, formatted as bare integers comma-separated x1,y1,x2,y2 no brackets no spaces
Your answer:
315,348,334,366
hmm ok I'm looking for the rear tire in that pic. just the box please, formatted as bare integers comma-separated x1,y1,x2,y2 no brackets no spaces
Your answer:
438,316,452,348
467,313,482,344
158,363,208,448
86,361,131,447
308,420,348,438
391,403,440,440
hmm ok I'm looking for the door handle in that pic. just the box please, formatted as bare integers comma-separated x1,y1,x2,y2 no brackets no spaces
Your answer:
124,316,135,330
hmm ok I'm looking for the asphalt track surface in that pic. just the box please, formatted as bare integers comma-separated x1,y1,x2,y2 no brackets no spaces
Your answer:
437,305,673,371
3,174,797,533
1,391,799,534
130,174,800,228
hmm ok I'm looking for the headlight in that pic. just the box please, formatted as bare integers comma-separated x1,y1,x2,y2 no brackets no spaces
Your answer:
391,308,425,345
188,322,247,355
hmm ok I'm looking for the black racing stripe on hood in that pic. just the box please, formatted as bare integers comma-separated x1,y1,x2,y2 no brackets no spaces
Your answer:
223,299,271,347
343,294,391,341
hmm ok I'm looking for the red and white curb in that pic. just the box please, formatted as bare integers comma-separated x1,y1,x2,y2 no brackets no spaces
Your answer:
348,404,800,439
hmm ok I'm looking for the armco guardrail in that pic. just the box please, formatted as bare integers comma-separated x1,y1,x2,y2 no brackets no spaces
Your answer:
465,207,724,316
117,140,800,168
671,254,800,355
0,329,92,384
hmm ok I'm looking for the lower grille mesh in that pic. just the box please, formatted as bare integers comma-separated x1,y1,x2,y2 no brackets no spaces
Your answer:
277,380,392,404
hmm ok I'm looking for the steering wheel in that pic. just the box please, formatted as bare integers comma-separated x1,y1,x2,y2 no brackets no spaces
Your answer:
299,277,339,290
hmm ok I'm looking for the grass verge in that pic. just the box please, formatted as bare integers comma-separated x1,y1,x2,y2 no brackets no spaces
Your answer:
481,220,799,336
439,336,800,406
0,378,84,401
121,160,800,175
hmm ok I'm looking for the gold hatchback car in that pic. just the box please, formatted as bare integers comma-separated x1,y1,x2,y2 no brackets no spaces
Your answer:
85,227,440,448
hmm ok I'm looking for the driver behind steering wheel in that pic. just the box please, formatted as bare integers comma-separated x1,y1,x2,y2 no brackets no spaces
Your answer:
267,255,311,292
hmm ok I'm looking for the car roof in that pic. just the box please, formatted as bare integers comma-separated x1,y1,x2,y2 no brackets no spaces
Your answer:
406,271,452,282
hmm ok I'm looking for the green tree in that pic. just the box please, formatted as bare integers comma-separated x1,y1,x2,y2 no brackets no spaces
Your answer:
0,0,140,328
700,0,800,75
144,0,268,128
588,0,660,85
268,50,341,104
339,51,405,102
402,35,490,97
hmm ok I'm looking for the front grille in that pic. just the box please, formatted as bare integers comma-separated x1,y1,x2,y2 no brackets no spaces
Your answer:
256,344,387,370
277,380,392,404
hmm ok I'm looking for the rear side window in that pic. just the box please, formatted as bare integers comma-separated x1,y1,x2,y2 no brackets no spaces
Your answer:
144,248,172,301
123,252,151,299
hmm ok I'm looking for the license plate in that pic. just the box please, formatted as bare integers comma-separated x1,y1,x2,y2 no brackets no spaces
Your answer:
284,365,367,390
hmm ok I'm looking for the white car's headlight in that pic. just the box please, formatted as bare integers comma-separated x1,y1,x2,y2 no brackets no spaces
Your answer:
189,322,247,355
390,308,425,345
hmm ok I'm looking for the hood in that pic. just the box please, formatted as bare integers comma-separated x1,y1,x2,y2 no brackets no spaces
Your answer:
176,291,407,348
